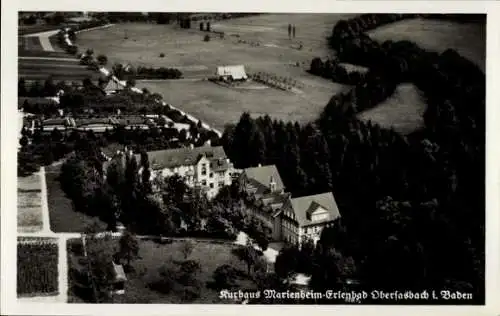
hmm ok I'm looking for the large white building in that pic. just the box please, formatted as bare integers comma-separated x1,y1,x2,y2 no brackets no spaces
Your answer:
239,164,341,245
135,145,235,199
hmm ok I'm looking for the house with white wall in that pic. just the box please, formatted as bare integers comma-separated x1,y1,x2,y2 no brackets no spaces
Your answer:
135,145,235,199
239,164,341,245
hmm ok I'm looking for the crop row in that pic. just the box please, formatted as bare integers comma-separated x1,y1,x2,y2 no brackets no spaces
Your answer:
17,242,59,295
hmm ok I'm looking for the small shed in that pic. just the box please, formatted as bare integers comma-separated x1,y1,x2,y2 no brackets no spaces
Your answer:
110,262,127,295
103,80,125,95
216,65,248,81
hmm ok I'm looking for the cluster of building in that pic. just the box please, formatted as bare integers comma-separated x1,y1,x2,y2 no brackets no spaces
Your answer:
105,144,341,245
27,115,191,135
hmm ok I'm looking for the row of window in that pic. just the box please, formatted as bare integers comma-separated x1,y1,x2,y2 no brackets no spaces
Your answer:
201,168,226,178
200,179,226,189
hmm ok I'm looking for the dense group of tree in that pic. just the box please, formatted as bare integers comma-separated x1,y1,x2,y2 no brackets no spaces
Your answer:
17,118,221,176
57,140,270,247
223,15,485,303
18,77,64,98
309,57,367,85
112,64,183,81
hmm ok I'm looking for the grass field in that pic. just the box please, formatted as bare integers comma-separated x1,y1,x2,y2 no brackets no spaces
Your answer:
17,238,59,296
18,57,100,81
357,83,427,134
368,17,486,72
136,80,343,131
18,174,43,233
68,238,255,303
18,36,43,51
45,164,107,233
76,15,353,127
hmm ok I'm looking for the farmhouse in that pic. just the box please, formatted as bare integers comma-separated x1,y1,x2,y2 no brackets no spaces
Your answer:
216,65,248,81
239,164,341,244
135,145,235,199
103,80,125,95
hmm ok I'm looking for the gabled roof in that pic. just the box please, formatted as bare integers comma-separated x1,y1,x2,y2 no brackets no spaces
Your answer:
216,65,248,80
42,118,69,126
137,145,228,170
290,192,341,227
242,165,285,195
111,262,127,282
104,80,125,92
75,117,119,127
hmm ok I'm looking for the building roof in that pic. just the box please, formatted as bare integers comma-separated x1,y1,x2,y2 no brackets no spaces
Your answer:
116,116,154,126
138,145,228,170
242,165,285,195
290,192,341,227
42,118,69,126
75,117,119,127
111,262,127,282
216,65,248,80
104,80,125,93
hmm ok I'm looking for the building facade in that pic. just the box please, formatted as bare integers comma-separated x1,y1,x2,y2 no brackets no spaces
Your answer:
239,164,341,245
136,145,234,199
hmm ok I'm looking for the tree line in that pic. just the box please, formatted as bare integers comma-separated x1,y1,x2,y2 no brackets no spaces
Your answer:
111,64,183,81
58,139,271,250
222,14,485,303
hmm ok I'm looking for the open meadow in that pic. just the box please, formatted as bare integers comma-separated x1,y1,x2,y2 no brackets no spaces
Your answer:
18,173,43,233
76,14,355,128
68,238,255,304
357,83,427,134
136,80,342,131
368,17,486,72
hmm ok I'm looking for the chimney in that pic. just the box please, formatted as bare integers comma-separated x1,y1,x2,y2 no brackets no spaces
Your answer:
270,175,276,192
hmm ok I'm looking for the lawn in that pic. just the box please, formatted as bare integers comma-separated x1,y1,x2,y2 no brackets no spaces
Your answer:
18,36,43,51
18,174,43,233
368,17,486,72
17,238,59,297
136,80,343,131
357,83,427,134
76,15,354,128
18,57,100,81
45,164,107,233
68,238,256,304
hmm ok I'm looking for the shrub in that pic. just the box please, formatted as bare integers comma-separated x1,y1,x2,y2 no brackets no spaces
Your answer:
204,34,210,42
159,53,165,58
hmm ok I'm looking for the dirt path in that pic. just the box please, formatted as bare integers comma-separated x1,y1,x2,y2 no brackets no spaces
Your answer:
39,167,52,234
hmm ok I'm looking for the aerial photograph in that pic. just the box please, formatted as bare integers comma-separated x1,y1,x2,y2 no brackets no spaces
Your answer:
16,12,485,305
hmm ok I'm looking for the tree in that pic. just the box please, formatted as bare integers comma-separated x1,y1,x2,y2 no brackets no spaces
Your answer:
18,78,27,96
180,240,195,259
19,135,29,148
126,78,136,88
118,230,140,269
233,243,258,275
97,54,108,66
212,264,239,289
